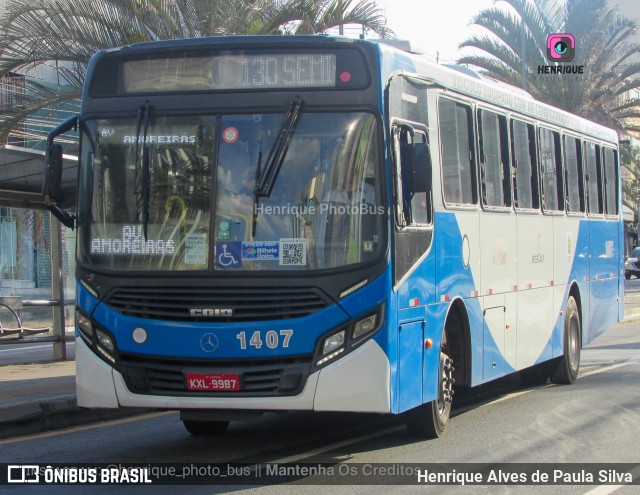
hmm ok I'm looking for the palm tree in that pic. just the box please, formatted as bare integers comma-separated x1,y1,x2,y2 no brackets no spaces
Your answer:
0,0,392,144
621,143,640,212
457,0,640,135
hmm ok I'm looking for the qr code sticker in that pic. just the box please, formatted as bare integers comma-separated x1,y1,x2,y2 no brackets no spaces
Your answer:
279,238,307,266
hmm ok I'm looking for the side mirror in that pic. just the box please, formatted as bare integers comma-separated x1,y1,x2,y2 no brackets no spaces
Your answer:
44,143,64,203
43,115,77,229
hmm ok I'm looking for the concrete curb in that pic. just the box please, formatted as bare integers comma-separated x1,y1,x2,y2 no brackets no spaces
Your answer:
623,311,640,322
0,398,153,439
0,395,75,424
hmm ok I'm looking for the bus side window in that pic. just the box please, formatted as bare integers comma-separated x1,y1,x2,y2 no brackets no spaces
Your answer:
584,141,603,215
439,98,477,206
539,127,564,212
510,119,539,210
564,135,585,214
478,109,510,208
602,147,619,216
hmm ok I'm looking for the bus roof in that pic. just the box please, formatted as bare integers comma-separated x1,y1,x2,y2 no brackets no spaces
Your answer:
372,40,618,144
97,34,363,55
90,35,617,144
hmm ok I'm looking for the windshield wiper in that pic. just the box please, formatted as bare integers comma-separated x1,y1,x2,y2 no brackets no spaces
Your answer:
252,99,303,237
254,99,303,198
134,103,151,240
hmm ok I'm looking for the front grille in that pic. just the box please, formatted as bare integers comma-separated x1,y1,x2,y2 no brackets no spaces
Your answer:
105,286,331,321
119,354,312,397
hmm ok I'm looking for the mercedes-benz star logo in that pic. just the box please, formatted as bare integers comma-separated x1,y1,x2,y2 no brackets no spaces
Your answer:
200,333,219,353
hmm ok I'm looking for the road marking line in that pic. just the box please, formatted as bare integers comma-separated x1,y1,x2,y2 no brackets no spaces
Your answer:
582,485,624,495
579,359,640,378
267,425,405,465
474,389,534,409
0,411,174,446
456,359,640,415
0,342,76,353
581,464,640,495
0,344,52,353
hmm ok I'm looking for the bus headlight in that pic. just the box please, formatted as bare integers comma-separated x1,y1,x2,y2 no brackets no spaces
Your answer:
96,329,115,353
317,331,346,365
95,329,117,364
353,314,377,340
322,331,345,355
75,307,119,366
314,305,384,369
76,310,94,338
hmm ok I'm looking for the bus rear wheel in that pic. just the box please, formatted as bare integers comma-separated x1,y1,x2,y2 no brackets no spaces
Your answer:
551,296,581,384
182,419,230,436
405,336,454,438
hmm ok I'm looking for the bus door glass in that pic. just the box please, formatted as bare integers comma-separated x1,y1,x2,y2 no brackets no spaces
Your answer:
388,74,433,287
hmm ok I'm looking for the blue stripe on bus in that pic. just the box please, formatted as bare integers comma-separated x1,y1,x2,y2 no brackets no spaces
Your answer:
89,298,350,359
395,211,621,408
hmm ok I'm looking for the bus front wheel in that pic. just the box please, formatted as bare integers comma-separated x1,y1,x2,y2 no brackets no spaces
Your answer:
551,296,581,384
182,419,230,436
405,335,454,438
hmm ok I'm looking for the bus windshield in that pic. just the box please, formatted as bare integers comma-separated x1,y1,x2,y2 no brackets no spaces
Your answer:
77,111,385,272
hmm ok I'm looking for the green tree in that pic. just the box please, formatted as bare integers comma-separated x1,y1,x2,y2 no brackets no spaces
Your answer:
621,143,640,213
0,0,392,143
457,0,640,135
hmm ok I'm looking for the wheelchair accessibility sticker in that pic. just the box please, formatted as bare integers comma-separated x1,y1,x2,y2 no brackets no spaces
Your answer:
215,242,242,269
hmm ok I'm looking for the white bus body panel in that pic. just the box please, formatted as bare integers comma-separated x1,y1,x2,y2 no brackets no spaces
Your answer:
76,337,119,408
314,339,391,413
450,210,584,376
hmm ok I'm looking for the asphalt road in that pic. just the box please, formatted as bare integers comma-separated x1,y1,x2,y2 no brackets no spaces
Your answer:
1,318,639,495
0,340,75,366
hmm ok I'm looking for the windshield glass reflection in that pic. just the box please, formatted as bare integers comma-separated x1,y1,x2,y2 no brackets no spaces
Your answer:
77,112,384,272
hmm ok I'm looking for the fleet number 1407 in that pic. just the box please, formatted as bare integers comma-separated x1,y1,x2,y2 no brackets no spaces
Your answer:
236,329,293,350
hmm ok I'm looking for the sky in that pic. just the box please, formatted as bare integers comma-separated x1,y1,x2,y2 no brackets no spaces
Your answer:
373,0,496,64
373,0,640,65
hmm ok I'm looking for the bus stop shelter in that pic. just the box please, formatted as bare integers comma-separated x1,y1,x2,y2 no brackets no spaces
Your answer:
0,144,77,359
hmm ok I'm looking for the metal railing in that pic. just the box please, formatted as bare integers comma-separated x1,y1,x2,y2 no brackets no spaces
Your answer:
0,297,75,342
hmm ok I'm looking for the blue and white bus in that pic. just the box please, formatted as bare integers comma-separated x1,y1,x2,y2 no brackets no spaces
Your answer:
44,35,623,438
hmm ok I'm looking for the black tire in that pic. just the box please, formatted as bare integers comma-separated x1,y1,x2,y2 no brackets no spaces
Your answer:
182,419,230,436
625,273,631,280
551,296,581,384
406,335,454,438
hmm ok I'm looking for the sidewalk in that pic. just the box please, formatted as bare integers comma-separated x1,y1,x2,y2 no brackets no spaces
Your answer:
1,295,640,440
0,357,148,439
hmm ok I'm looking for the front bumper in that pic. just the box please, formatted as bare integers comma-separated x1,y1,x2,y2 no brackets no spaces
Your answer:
76,336,391,414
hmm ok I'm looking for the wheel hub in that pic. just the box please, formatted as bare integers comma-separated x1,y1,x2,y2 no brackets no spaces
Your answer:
441,354,455,404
